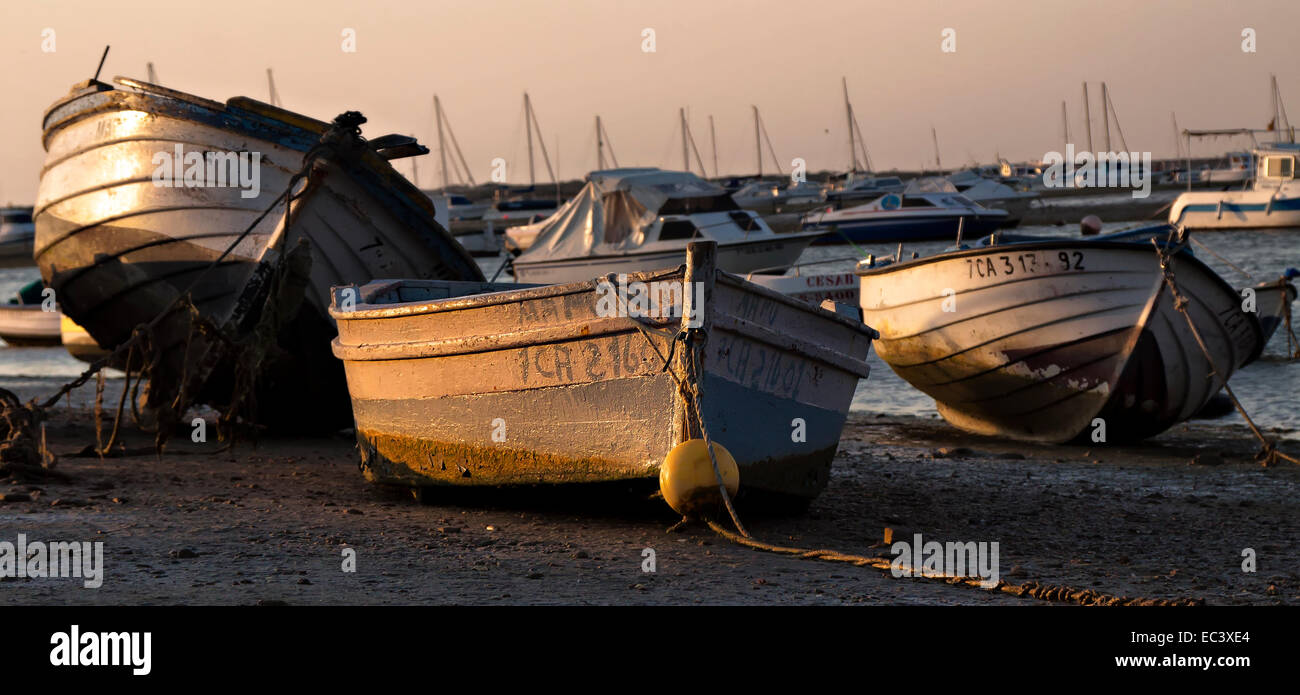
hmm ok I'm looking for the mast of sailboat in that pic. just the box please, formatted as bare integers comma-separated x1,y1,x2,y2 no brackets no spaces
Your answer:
709,115,718,179
1271,74,1293,143
435,95,450,191
523,93,556,188
843,77,858,173
1101,82,1112,152
146,62,157,83
1171,112,1182,159
680,110,708,176
525,93,536,186
267,69,280,107
1082,83,1094,152
596,116,606,169
680,108,692,173
1061,100,1070,152
931,125,942,173
1104,83,1129,152
434,97,476,188
753,105,762,177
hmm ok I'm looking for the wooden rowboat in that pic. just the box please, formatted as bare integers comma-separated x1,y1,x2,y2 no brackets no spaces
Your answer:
0,305,62,346
330,242,876,504
34,77,482,429
857,232,1262,443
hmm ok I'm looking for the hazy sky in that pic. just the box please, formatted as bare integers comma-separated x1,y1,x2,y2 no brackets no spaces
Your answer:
3,0,1297,202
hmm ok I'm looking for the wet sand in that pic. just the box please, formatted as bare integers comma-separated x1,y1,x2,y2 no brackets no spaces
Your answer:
2,376,1296,607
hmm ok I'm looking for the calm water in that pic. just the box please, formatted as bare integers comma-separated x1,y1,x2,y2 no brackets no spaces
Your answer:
3,222,1296,436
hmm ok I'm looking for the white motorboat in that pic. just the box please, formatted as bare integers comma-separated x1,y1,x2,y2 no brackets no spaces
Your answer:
510,168,824,285
1169,145,1300,229
803,178,1008,244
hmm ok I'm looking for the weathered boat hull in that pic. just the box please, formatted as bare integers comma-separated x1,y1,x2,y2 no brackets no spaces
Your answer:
511,233,821,285
1249,276,1297,346
34,78,482,428
331,246,875,502
0,305,62,346
745,271,860,305
858,240,1261,443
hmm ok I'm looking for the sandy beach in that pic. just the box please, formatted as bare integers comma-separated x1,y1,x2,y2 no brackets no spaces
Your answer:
3,377,1295,607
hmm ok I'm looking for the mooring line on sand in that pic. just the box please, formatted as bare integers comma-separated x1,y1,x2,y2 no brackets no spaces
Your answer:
1155,232,1299,466
670,326,1202,606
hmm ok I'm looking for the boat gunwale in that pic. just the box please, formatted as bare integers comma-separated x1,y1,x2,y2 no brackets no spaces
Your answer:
509,229,828,271
329,267,878,338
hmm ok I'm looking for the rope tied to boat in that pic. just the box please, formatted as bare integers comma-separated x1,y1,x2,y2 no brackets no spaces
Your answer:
660,288,1202,606
1152,233,1299,467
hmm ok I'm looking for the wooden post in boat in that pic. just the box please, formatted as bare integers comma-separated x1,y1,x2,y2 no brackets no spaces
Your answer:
672,240,716,444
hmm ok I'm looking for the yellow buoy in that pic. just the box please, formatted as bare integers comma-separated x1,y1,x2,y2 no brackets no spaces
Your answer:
659,439,740,516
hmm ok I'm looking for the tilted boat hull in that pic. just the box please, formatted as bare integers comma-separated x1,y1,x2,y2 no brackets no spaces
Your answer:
330,258,875,502
858,240,1261,443
34,78,481,428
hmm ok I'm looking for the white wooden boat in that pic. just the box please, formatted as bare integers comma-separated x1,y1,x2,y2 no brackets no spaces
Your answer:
34,77,482,428
1169,145,1300,229
510,168,824,285
329,242,876,504
0,207,35,269
0,305,62,346
857,229,1262,443
743,257,861,305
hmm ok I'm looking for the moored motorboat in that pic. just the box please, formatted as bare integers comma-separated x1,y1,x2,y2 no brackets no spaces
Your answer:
34,77,482,429
329,242,876,504
0,279,60,347
857,227,1262,443
510,168,824,285
804,178,1008,244
1169,145,1300,229
0,207,35,269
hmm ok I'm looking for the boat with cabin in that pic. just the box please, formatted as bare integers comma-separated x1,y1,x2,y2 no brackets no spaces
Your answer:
1169,144,1300,229
509,168,824,285
804,177,1008,244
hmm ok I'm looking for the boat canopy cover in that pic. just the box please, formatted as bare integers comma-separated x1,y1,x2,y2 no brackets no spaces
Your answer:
518,168,741,261
904,177,959,194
